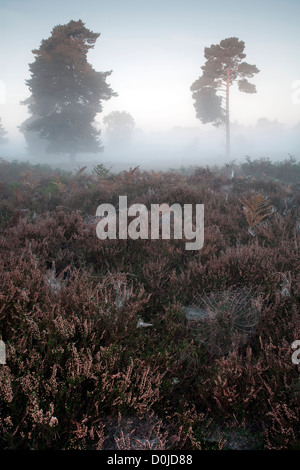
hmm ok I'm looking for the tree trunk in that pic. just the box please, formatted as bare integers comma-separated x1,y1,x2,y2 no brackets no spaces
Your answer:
226,66,230,159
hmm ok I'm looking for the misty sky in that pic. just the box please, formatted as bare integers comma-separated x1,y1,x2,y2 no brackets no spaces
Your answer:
0,0,300,146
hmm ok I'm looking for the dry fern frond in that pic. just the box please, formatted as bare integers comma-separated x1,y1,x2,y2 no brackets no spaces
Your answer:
238,193,273,234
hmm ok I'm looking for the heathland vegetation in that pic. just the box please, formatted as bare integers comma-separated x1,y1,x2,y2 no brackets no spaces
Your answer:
0,156,299,449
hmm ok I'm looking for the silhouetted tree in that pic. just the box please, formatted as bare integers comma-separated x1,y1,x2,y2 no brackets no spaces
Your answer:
191,37,259,158
22,19,117,163
0,118,8,145
19,116,47,157
103,111,135,147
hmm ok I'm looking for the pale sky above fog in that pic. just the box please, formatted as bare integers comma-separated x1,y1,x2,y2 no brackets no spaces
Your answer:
0,0,299,146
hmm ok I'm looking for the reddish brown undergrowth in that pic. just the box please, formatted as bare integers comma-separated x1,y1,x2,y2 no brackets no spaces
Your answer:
0,157,299,449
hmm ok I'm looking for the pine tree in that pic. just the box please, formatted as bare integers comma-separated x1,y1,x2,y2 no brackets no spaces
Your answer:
191,37,259,158
22,19,117,163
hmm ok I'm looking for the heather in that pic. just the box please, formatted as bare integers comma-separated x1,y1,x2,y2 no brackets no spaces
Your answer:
0,156,299,450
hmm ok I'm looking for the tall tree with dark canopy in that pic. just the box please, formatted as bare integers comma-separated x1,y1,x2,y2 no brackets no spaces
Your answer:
191,37,259,158
22,20,117,163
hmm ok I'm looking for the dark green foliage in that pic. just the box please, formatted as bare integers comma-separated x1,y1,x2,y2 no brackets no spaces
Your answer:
197,37,259,94
190,88,224,126
21,20,117,161
191,37,259,156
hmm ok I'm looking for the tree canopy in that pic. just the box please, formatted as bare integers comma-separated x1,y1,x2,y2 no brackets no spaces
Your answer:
22,19,117,162
191,37,259,156
103,110,135,145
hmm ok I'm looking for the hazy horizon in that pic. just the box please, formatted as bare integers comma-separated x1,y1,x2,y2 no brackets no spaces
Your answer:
0,0,299,165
